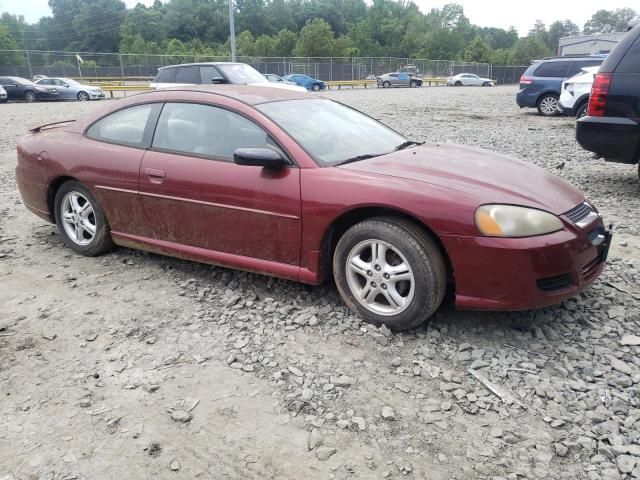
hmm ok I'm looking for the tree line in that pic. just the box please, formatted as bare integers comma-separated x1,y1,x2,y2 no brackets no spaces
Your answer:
0,0,638,67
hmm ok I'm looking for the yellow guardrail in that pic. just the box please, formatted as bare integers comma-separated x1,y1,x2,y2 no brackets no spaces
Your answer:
91,76,450,98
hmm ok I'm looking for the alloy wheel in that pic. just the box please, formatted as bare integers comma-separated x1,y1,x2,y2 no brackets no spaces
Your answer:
345,239,415,316
539,96,559,115
60,191,96,246
78,91,89,101
24,91,36,103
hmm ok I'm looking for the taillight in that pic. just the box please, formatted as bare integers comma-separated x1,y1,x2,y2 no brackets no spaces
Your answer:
520,75,533,84
587,73,612,117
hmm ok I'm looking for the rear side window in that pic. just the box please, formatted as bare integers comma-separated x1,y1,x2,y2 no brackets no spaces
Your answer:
534,61,569,77
152,103,270,159
200,65,222,84
86,104,159,148
154,68,175,83
616,35,640,73
174,66,199,84
568,60,603,76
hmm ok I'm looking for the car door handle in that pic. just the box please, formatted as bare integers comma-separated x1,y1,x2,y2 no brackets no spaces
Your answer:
144,167,166,184
144,168,166,178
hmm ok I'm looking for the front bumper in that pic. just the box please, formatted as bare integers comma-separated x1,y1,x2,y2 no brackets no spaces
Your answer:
441,218,610,311
576,115,640,164
89,92,105,99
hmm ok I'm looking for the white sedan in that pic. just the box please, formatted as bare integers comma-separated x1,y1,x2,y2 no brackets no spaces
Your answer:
447,73,494,87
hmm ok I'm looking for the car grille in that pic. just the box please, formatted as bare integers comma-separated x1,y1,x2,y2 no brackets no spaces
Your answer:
537,273,573,293
564,202,595,226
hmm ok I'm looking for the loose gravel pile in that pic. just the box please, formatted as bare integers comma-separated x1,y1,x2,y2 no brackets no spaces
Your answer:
1,86,639,480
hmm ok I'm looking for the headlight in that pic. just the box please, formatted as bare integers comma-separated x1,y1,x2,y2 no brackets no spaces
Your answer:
475,205,564,237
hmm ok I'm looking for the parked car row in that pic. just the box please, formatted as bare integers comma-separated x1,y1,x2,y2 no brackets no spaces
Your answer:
0,76,104,103
516,55,606,116
517,23,640,177
149,62,325,92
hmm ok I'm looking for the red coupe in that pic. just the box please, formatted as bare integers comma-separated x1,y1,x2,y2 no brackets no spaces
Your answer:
16,86,611,330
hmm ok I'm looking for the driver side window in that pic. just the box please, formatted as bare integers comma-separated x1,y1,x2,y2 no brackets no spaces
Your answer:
151,103,271,160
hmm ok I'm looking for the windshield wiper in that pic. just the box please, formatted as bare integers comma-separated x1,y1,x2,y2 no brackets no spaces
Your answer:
394,140,424,151
334,154,382,166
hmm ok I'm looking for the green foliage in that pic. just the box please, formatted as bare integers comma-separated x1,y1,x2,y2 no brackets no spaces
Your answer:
464,37,492,63
293,18,335,56
584,8,639,34
0,24,25,65
3,1,638,67
511,36,552,65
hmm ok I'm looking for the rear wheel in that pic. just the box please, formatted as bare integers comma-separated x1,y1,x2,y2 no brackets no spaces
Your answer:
383,81,391,88
575,102,588,119
24,91,36,103
537,93,560,116
54,181,114,256
333,217,447,331
77,91,90,101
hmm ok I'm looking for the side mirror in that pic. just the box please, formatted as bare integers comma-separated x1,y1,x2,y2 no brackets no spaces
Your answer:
211,77,227,84
234,148,287,169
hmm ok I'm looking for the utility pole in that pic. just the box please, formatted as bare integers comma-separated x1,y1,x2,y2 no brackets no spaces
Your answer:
228,0,236,61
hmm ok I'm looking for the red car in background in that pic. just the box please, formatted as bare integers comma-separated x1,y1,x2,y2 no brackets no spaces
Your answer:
16,86,611,330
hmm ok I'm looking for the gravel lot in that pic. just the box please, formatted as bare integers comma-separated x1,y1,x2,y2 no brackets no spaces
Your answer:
1,86,640,480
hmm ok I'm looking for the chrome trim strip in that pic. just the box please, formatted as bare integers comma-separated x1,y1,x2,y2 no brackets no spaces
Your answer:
95,185,300,220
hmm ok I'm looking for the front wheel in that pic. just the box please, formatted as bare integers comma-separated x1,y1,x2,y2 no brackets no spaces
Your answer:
54,181,114,256
311,83,321,92
482,81,491,87
24,91,37,103
409,80,418,88
382,81,391,88
537,94,560,116
77,91,90,101
454,81,462,86
333,217,447,331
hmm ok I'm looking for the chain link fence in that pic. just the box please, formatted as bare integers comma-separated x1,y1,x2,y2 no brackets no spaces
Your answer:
0,49,527,84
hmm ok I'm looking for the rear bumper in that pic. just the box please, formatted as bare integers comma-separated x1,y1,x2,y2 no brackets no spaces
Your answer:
15,164,53,223
576,116,640,164
516,89,538,108
441,220,610,311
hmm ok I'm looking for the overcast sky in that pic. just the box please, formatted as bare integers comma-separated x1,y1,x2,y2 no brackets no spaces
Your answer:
0,0,635,36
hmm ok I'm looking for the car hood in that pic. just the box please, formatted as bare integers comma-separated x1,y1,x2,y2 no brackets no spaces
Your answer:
338,144,584,215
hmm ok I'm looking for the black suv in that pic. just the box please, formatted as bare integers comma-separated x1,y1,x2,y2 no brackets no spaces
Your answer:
516,56,605,116
576,24,640,173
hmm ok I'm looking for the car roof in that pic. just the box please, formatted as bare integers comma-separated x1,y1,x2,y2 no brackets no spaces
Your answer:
141,84,311,105
535,55,606,63
158,62,245,70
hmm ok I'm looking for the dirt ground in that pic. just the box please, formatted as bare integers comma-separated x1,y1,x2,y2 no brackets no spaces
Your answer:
1,86,639,480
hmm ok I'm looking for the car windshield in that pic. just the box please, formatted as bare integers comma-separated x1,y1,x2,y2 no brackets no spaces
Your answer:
257,99,406,166
218,64,267,84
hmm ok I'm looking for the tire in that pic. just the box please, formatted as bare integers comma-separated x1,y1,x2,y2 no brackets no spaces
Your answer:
382,81,391,88
54,180,114,256
333,217,447,331
454,81,462,86
575,102,588,119
24,91,37,103
482,81,491,87
77,91,90,101
409,80,418,88
537,93,560,116
311,83,321,92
